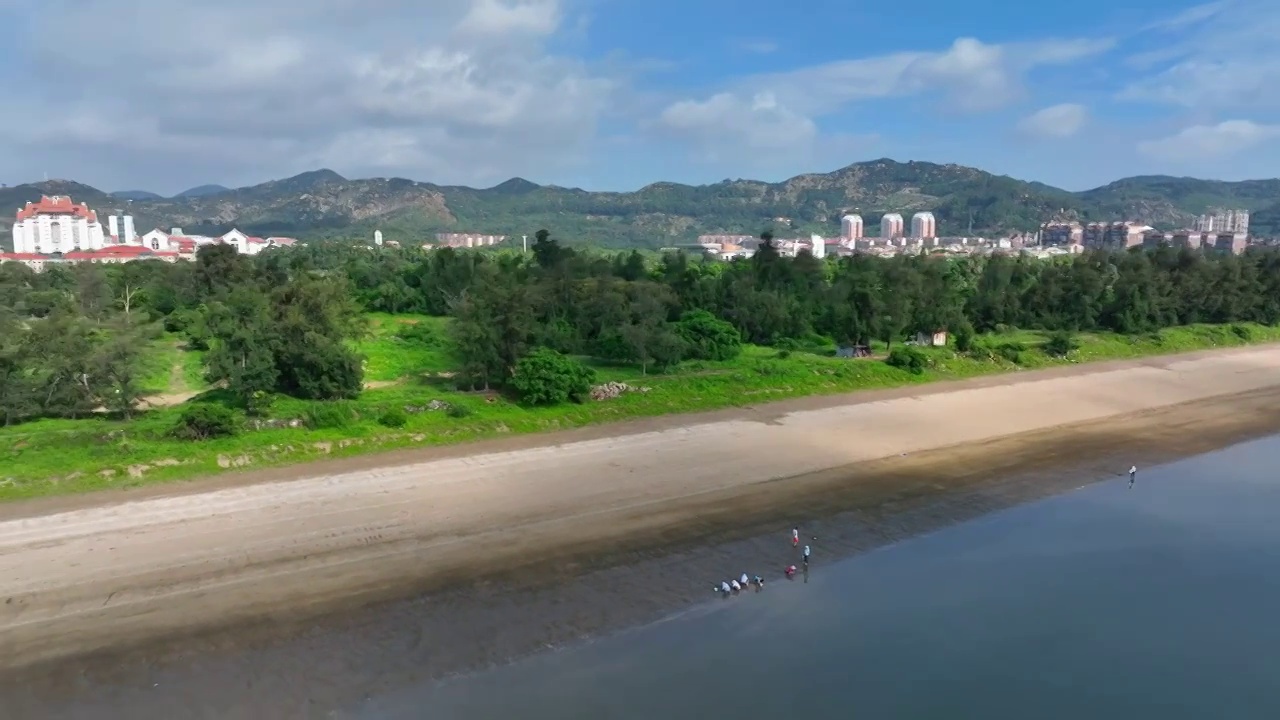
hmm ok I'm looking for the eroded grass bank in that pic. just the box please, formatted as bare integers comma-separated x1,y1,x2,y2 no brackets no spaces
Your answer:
3,320,1279,502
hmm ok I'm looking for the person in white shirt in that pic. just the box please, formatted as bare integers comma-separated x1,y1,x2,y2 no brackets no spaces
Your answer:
740,573,749,586
1129,465,1137,488
731,579,741,592
719,581,731,594
792,528,799,547
802,545,811,565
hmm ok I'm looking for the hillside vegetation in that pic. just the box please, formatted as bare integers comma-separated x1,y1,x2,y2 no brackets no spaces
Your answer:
4,160,1280,250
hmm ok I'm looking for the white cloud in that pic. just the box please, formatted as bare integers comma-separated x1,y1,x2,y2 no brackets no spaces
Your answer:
0,0,616,193
1017,104,1088,138
1136,120,1280,162
654,35,1110,165
734,37,1113,117
1120,0,1280,109
1140,1,1228,32
657,92,817,154
454,0,560,37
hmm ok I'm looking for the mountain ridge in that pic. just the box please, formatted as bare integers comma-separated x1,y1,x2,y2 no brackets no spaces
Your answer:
4,160,1279,250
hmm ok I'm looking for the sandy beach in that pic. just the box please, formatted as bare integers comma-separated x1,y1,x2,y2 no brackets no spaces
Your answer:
4,346,1280,716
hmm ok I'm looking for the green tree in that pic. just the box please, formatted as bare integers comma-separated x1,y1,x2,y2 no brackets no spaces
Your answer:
92,315,162,418
203,289,280,413
675,310,742,361
510,348,596,405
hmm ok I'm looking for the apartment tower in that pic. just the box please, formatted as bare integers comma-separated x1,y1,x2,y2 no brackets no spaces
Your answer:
840,214,864,241
910,211,937,238
880,213,904,239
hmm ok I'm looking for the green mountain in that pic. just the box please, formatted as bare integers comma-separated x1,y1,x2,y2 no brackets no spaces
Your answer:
175,184,232,198
111,190,164,201
3,160,1279,251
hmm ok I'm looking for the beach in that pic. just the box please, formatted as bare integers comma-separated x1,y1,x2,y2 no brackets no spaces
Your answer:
4,346,1280,716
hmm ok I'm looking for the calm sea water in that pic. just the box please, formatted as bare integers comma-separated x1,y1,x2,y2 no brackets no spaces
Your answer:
353,435,1280,719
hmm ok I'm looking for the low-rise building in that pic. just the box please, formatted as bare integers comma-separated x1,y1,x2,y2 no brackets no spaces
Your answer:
0,244,181,271
435,233,505,248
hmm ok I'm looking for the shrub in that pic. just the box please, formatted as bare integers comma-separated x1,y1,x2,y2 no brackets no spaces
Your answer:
510,348,596,405
446,404,472,419
303,401,358,429
170,404,239,441
954,324,975,352
886,346,928,375
395,321,444,347
773,338,801,351
753,360,789,377
1043,331,1080,357
997,343,1025,364
377,407,408,428
676,310,743,361
1231,324,1253,341
775,349,793,359
276,339,364,401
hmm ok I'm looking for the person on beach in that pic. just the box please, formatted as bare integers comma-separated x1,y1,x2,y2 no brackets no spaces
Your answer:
803,545,811,565
792,528,800,547
720,581,731,594
754,575,764,589
1129,465,1137,488
731,579,742,592
785,565,797,578
740,572,750,587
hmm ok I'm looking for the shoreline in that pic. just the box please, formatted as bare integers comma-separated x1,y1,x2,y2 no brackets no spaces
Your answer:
2,341,1274,520
5,388,1280,717
4,347,1280,715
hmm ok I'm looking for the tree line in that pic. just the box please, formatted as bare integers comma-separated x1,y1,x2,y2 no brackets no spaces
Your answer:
3,230,1280,422
0,244,365,425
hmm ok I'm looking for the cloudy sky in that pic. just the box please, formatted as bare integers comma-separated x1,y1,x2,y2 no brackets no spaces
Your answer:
1,0,1277,194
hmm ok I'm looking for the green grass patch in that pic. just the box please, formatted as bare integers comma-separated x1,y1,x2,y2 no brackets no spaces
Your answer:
2,321,1279,502
355,313,456,382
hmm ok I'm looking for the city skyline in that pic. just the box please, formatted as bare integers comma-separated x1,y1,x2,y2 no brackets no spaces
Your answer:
1,1,1277,195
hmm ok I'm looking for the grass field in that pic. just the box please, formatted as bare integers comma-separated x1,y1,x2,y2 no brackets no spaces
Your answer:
2,319,1278,502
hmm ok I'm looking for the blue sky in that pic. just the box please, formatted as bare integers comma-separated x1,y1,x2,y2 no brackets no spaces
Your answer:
2,0,1278,194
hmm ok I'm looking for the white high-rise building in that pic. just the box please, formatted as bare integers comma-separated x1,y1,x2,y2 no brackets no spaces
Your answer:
880,213,904,239
11,196,107,254
374,230,383,246
810,233,825,259
911,212,937,239
840,214,863,241
107,214,119,241
1195,209,1249,234
122,215,136,245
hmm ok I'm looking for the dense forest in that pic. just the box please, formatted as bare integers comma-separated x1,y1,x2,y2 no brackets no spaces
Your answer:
3,231,1280,427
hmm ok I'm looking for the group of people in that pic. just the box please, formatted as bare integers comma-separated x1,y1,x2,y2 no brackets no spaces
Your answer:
714,527,814,595
716,572,765,594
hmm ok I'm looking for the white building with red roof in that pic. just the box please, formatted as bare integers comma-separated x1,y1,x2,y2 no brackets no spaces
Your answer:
137,227,298,257
12,195,108,254
0,245,181,272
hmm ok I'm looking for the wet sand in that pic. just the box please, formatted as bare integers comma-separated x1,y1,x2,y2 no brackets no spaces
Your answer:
3,347,1280,717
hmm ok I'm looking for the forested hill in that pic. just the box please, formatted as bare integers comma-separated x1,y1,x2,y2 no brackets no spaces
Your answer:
4,161,1280,249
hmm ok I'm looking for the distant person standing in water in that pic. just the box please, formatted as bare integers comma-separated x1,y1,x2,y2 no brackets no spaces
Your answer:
802,545,811,566
1129,465,1137,488
792,527,800,547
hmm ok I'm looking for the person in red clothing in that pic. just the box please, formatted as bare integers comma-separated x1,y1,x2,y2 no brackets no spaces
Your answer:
792,527,799,547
